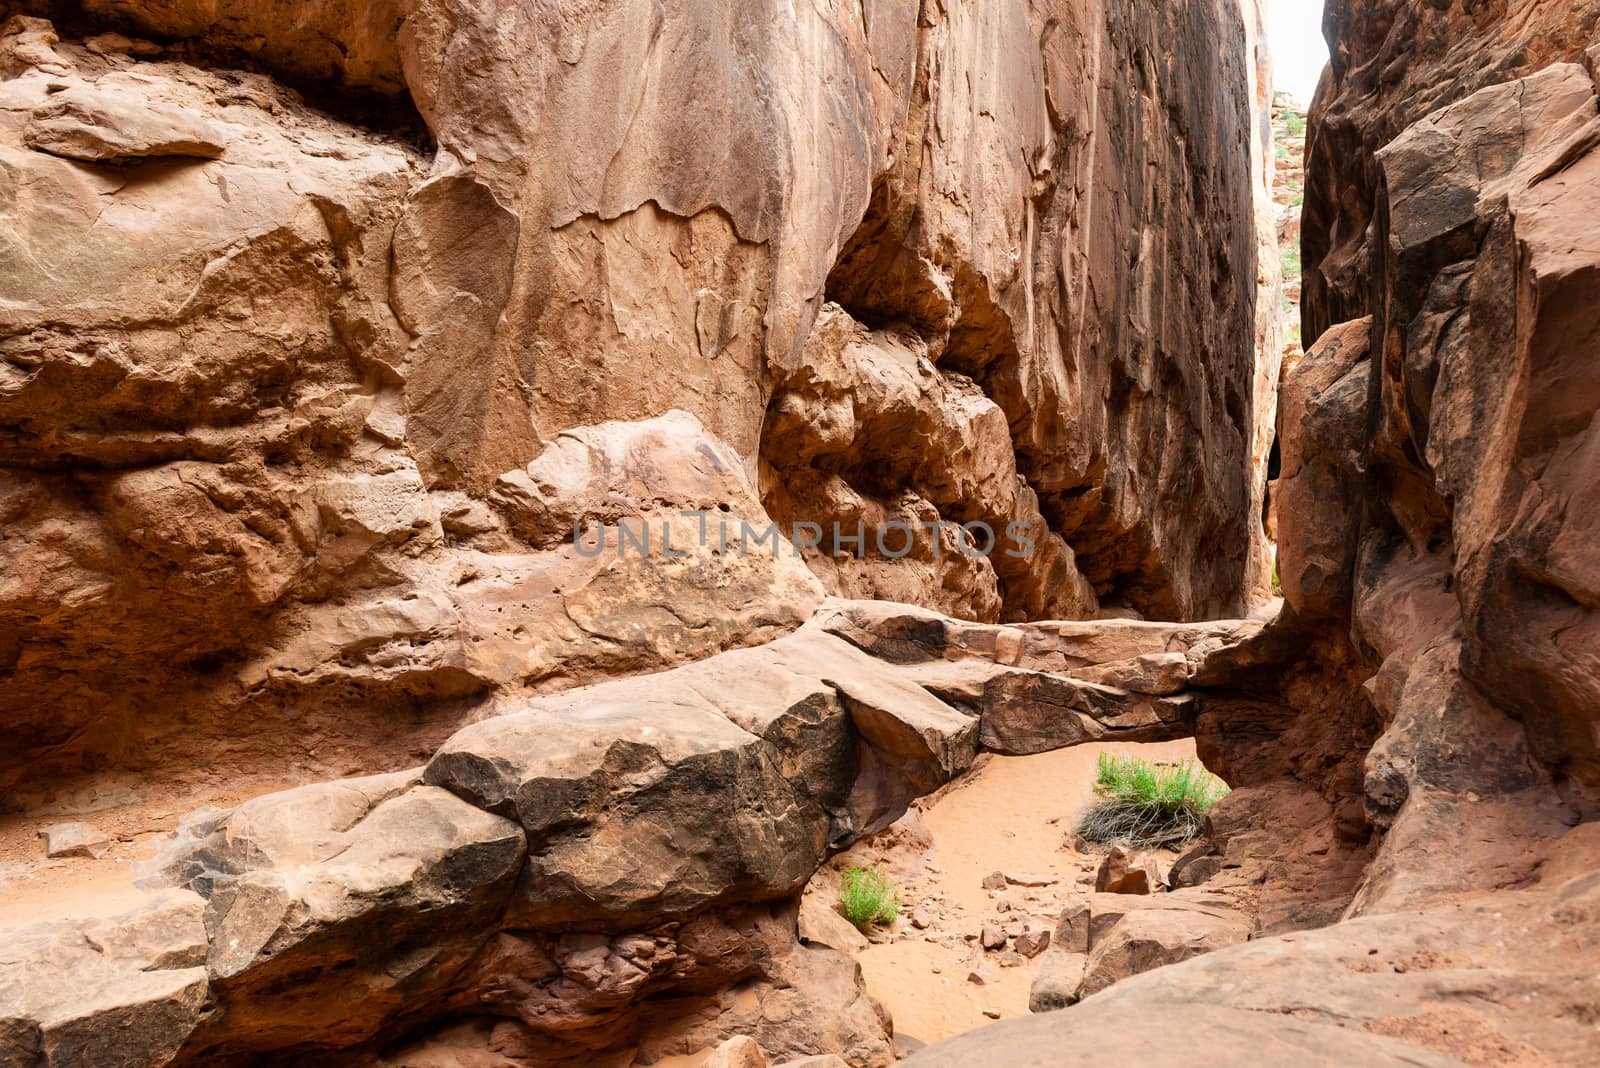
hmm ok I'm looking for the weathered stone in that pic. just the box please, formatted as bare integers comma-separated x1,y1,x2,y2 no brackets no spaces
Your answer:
1094,847,1164,895
704,1035,767,1068
1013,930,1051,959
0,891,209,1068
167,778,526,1057
24,81,226,161
1002,872,1057,888
799,892,870,955
1077,906,1251,1001
38,821,110,859
903,1004,1465,1067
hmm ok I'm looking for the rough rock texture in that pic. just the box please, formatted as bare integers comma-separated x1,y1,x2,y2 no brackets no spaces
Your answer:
0,891,209,1068
0,0,1267,794
892,3,1600,1063
0,599,1259,1065
1302,0,1600,340
912,1,1600,1063
1028,891,1252,1011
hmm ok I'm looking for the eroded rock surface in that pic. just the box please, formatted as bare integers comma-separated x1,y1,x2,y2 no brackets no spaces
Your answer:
0,0,1269,797
0,599,1258,1064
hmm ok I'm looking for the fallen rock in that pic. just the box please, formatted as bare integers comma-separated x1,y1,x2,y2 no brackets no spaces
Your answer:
39,821,110,859
1077,906,1252,1001
0,891,209,1068
981,871,1007,890
979,926,1007,950
799,891,870,954
1095,846,1166,894
164,778,526,1055
1002,872,1057,888
1027,949,1089,1013
704,1035,767,1068
1014,930,1051,959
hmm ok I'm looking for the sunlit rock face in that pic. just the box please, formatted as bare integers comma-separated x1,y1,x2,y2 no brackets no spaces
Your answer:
0,0,1265,790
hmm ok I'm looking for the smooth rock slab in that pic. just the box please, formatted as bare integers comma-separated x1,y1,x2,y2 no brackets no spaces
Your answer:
38,821,110,859
25,82,226,160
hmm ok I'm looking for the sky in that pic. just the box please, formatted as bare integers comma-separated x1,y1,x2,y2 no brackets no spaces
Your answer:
1268,0,1330,107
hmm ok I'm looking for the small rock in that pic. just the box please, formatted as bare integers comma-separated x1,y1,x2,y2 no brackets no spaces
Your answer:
980,925,1007,950
703,1035,766,1068
981,871,1007,890
1003,871,1057,887
966,969,987,986
40,822,111,859
1015,930,1051,958
1095,845,1165,894
797,892,869,954
999,951,1024,968
982,1008,1002,1019
910,908,933,930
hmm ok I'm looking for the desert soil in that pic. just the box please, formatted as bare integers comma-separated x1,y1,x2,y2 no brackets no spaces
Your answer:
843,739,1198,1049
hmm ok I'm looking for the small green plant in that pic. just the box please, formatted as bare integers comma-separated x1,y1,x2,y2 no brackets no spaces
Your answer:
1280,248,1302,279
1285,110,1307,137
1078,754,1230,849
838,866,900,930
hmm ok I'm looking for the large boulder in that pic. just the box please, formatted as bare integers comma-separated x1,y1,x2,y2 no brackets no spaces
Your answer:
162,774,526,1058
0,891,209,1068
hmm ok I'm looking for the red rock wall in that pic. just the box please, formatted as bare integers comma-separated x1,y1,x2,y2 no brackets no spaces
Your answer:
1230,0,1600,916
0,0,1269,789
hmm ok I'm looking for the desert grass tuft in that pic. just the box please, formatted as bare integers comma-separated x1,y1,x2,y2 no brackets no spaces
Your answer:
837,865,900,930
1078,754,1229,849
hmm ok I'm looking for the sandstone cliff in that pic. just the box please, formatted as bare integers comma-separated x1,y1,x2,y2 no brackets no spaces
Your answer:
0,0,1268,799
909,1,1600,1062
5,0,1599,1065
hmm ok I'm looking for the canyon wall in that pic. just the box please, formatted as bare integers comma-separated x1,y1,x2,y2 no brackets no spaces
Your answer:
0,0,1268,795
1291,0,1600,832
904,3,1600,1061
0,0,1282,1064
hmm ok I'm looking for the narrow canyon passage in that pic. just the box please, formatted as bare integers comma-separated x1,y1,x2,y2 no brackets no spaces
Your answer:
2,0,1599,1066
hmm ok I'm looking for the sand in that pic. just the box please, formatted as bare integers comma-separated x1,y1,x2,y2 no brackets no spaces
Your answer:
855,737,1200,1048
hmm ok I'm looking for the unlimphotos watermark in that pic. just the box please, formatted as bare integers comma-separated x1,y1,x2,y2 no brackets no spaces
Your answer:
573,510,1037,560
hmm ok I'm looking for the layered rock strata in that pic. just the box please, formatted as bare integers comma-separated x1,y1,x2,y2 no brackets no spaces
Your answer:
0,0,1269,793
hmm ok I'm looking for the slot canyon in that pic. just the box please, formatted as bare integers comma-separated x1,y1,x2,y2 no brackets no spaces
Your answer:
0,0,1597,1065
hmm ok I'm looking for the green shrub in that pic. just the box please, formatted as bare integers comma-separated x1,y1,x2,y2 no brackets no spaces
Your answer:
1285,110,1307,137
1078,754,1230,849
838,866,900,930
